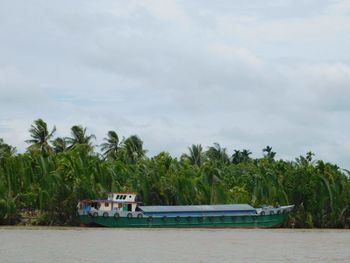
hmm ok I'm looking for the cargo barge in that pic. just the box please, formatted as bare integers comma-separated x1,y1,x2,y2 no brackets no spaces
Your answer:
77,192,294,228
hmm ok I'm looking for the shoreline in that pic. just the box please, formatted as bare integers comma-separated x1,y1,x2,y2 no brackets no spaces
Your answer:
1,225,349,231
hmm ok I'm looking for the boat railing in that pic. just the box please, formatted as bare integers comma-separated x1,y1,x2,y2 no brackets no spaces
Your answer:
81,210,144,218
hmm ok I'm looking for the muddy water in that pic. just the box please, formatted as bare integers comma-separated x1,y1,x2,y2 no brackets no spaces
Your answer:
0,227,349,262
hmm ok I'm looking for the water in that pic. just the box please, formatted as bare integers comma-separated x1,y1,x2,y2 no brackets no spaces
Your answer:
0,227,349,263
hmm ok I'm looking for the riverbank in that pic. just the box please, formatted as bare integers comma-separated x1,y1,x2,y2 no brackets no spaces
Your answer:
0,223,338,229
1,225,349,231
2,129,350,229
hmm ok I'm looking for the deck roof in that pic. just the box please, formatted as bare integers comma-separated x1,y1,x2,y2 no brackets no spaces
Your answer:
139,204,255,213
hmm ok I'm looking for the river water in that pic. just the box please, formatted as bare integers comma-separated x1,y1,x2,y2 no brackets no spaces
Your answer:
0,227,349,262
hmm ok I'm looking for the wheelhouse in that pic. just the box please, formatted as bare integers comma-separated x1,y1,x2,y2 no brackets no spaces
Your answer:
78,192,141,215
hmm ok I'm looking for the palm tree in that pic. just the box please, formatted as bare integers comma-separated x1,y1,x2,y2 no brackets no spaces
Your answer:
52,137,67,153
101,131,120,159
306,151,315,163
66,125,96,150
25,119,56,155
183,144,204,166
206,143,229,164
121,135,146,163
241,149,252,162
231,150,242,164
0,139,16,158
231,149,251,164
263,145,276,160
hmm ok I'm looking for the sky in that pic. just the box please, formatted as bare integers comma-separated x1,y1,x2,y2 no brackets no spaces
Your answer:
0,0,350,168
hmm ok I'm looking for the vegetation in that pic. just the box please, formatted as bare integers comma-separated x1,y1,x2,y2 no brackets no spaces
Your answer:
0,119,349,228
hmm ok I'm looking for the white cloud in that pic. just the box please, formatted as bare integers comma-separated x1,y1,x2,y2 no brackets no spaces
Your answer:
0,0,349,168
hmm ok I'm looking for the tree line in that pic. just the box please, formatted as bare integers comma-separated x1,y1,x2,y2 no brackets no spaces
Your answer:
0,118,349,228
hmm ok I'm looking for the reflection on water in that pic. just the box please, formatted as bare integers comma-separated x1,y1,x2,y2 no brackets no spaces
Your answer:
0,227,349,263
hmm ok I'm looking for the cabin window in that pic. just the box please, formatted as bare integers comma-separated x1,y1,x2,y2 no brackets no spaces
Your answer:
105,202,109,207
123,195,126,200
116,195,120,199
127,204,132,211
129,195,132,198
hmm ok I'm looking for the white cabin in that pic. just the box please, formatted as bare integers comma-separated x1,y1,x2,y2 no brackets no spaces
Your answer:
78,192,140,215
107,192,138,212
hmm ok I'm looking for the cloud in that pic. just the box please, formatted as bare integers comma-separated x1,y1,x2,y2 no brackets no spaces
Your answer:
0,0,349,168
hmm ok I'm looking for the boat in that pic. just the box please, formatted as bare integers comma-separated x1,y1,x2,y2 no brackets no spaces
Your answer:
77,192,294,228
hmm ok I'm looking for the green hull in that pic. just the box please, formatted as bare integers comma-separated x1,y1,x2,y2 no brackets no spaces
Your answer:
80,214,289,228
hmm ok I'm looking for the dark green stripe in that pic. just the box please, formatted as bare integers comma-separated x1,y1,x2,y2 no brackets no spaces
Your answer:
80,214,288,228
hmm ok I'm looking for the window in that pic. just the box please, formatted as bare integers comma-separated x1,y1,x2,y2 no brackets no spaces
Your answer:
105,202,109,207
116,195,120,199
123,195,126,200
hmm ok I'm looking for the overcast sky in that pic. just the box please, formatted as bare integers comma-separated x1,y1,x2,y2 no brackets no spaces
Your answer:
0,0,350,167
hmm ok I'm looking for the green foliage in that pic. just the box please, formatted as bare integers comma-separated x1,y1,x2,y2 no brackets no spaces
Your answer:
0,120,350,228
66,125,96,151
52,137,67,153
0,138,16,158
25,119,56,156
120,135,146,164
101,131,120,160
182,144,205,167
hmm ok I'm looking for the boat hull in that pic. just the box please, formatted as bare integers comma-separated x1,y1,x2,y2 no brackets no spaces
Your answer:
79,214,289,228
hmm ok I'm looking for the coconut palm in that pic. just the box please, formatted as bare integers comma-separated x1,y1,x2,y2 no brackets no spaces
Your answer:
101,131,120,159
0,139,15,159
121,135,146,163
66,125,96,150
263,145,276,160
25,119,56,155
306,151,315,163
231,150,242,164
241,149,252,162
231,149,251,164
183,144,204,166
52,137,67,153
206,143,229,164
